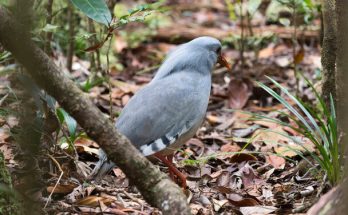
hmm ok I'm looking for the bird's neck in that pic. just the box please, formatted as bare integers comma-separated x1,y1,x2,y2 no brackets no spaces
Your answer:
152,51,215,81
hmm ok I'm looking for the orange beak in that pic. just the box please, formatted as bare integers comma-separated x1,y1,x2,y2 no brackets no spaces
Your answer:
217,54,231,70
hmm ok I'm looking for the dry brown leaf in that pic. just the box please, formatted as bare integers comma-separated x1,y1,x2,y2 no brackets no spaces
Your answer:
206,114,221,124
259,45,274,59
294,47,305,65
114,36,128,52
216,115,236,131
201,134,230,146
220,143,241,153
230,153,258,163
190,203,207,215
76,195,114,207
251,127,290,148
227,193,259,207
253,120,279,129
112,168,126,178
265,155,286,169
216,171,230,187
228,78,252,109
75,144,99,155
0,129,10,143
214,186,234,194
249,103,285,112
212,198,229,212
187,138,205,148
74,137,99,147
232,163,265,188
274,137,315,157
46,183,78,194
0,143,13,161
112,80,141,94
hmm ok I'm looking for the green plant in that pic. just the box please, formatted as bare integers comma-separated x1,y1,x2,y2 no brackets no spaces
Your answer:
270,0,319,95
223,33,276,58
79,76,105,92
225,0,271,65
0,51,11,64
56,107,79,151
254,76,341,186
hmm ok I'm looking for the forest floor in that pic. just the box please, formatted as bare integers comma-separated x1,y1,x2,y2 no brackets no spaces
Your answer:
0,0,326,214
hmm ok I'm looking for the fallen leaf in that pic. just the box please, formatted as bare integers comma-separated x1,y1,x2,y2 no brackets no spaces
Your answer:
216,115,236,131
74,137,99,147
274,137,315,157
216,171,230,187
112,168,126,178
294,47,305,65
232,124,260,138
114,36,128,52
0,143,13,161
228,78,253,109
230,153,258,163
275,56,291,67
46,183,78,194
206,114,220,124
75,144,99,155
221,143,241,153
259,45,274,59
212,198,229,212
76,195,114,207
251,127,290,148
240,206,277,215
112,80,141,94
227,193,259,207
265,155,286,169
197,195,212,207
232,163,265,188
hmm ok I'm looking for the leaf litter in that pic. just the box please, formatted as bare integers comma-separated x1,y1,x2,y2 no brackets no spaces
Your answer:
0,0,324,214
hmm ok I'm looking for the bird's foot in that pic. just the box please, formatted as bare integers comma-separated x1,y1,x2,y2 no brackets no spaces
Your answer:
155,154,187,189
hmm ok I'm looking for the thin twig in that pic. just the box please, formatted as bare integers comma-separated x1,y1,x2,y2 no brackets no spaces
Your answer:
292,1,299,96
239,0,245,71
106,34,114,121
44,0,53,55
67,2,75,72
316,173,327,197
44,154,64,208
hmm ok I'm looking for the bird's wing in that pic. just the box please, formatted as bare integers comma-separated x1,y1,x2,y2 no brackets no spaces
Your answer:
116,73,209,156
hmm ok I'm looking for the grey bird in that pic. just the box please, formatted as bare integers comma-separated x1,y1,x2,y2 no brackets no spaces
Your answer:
92,36,230,187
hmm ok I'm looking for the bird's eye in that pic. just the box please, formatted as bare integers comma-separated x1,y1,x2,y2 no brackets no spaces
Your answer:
216,47,221,54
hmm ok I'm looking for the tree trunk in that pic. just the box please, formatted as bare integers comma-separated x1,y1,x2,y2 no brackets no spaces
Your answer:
336,0,348,156
308,0,348,213
321,0,337,106
0,6,190,215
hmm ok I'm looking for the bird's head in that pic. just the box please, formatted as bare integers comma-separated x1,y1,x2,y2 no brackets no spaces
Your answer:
185,36,231,70
154,36,230,80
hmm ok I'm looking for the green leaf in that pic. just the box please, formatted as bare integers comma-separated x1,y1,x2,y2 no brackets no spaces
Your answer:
42,24,59,33
225,0,237,20
56,108,77,139
0,51,11,62
80,77,105,92
247,0,262,15
70,0,112,26
279,18,290,26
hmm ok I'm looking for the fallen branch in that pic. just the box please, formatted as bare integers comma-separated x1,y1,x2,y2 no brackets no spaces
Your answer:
154,25,319,43
0,7,190,215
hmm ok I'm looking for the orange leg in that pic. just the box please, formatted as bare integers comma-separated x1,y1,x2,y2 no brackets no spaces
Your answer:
166,154,175,181
155,154,187,189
